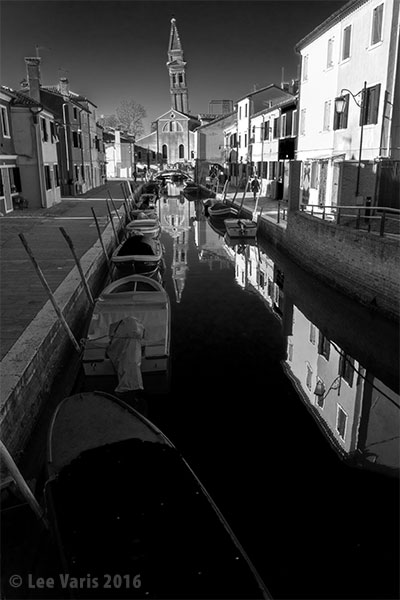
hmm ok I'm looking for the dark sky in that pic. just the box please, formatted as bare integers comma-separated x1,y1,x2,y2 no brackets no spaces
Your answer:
2,0,347,132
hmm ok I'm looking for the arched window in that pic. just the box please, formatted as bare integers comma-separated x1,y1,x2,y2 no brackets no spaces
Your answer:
162,144,168,159
179,144,184,159
162,121,183,132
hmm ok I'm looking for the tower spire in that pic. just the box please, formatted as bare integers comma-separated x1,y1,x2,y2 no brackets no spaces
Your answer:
166,17,189,114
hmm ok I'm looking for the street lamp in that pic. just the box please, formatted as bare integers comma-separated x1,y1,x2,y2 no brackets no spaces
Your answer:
335,81,367,198
314,375,342,399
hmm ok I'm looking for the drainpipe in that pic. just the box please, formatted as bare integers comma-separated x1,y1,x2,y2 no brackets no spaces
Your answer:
62,103,71,193
30,107,46,207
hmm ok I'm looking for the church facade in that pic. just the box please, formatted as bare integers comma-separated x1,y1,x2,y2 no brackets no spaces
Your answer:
135,18,200,170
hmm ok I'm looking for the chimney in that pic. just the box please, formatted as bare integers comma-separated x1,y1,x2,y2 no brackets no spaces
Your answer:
58,77,70,97
25,57,41,102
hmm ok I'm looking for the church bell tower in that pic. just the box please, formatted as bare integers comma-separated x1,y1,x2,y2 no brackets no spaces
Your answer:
166,17,189,114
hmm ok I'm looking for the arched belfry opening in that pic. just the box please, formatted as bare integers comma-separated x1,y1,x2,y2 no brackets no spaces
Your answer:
166,17,189,114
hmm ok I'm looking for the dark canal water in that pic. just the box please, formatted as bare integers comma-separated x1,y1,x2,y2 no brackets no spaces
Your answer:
2,193,399,600
151,195,399,599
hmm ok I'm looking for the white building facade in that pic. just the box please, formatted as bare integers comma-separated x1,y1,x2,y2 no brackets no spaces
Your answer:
295,0,400,210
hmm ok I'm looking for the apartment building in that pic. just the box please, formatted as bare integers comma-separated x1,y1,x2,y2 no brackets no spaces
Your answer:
295,0,400,209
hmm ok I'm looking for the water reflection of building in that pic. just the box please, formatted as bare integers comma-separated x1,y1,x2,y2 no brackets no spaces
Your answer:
282,305,399,474
159,197,193,302
193,219,232,270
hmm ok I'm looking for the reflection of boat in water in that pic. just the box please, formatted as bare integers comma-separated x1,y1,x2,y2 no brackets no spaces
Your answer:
111,237,163,275
45,390,271,599
224,218,258,239
155,170,191,184
208,202,238,219
83,275,171,384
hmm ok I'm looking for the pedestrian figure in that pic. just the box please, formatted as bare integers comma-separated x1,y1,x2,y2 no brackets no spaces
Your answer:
250,176,260,201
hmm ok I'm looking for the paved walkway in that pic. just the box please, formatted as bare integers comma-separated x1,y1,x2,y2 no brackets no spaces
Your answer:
0,181,128,360
222,190,288,228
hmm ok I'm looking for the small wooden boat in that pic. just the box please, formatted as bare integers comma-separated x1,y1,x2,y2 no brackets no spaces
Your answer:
183,182,216,200
111,237,163,274
125,214,161,238
224,218,258,239
82,275,170,382
208,202,238,219
45,391,271,599
155,170,190,183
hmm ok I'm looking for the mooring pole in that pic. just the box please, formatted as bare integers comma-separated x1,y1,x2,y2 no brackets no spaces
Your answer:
59,227,94,307
18,233,81,353
0,440,49,528
106,199,119,245
108,191,123,230
232,178,241,204
239,178,250,216
91,207,113,277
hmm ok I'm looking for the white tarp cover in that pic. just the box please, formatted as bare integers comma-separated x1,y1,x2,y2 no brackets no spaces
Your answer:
106,316,145,392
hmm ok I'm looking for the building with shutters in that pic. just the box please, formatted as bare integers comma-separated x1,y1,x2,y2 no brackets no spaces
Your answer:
295,0,400,211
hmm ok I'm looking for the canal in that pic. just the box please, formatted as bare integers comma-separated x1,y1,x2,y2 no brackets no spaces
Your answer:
2,192,399,600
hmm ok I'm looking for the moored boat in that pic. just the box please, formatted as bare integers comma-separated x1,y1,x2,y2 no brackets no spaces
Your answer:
45,391,271,599
207,202,239,219
224,218,258,239
125,214,161,238
183,182,216,200
111,237,163,274
82,275,171,386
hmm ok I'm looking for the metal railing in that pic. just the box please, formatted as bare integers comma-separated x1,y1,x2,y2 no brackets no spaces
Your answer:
300,204,400,238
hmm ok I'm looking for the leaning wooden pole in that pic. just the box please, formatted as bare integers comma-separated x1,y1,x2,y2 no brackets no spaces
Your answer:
18,233,81,353
0,440,49,528
108,191,123,230
106,199,119,245
91,207,113,277
231,178,241,204
238,178,250,216
59,227,94,307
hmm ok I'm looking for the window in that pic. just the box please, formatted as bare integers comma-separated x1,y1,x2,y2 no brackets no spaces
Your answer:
339,353,354,386
50,121,57,143
300,109,306,135
257,270,265,287
360,84,381,125
327,38,334,68
72,131,80,148
334,93,349,129
80,165,85,180
73,107,78,120
309,323,316,344
244,133,247,146
318,333,331,360
179,144,184,159
288,342,293,362
245,103,248,118
178,73,183,84
74,165,79,180
371,3,383,45
41,118,48,142
239,135,241,147
54,164,60,187
292,110,297,136
285,111,293,136
280,114,287,137
336,405,348,440
306,363,313,391
273,117,280,138
239,106,242,119
269,161,277,179
44,165,52,190
323,100,331,131
0,105,10,137
264,120,270,140
9,167,21,193
342,25,352,60
162,144,168,159
302,55,309,81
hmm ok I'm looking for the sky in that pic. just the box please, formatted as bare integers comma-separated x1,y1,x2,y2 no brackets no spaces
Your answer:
2,0,347,133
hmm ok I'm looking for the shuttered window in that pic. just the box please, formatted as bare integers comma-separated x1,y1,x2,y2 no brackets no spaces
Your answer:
336,405,348,440
273,117,280,138
264,120,270,140
342,25,351,60
371,3,383,45
360,84,381,125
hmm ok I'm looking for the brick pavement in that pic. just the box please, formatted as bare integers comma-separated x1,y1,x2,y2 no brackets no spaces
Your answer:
0,181,128,360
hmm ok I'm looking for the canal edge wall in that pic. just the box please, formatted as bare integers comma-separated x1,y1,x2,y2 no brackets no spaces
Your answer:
235,202,400,323
0,219,120,461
